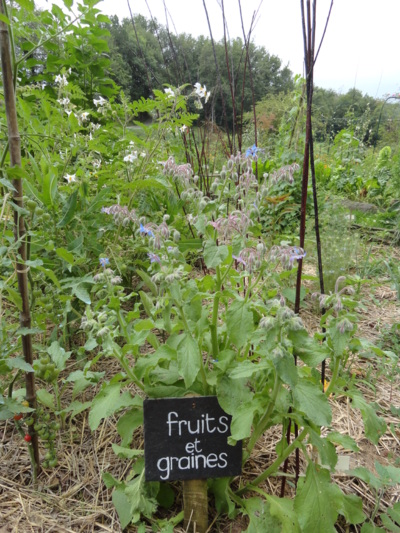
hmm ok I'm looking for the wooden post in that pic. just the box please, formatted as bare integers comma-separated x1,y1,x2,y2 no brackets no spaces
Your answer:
183,393,208,533
183,479,208,533
0,0,40,477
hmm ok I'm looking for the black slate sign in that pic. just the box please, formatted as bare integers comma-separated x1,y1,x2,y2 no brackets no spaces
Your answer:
143,396,242,482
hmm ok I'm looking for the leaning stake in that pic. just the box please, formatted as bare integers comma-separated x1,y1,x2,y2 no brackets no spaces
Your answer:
0,0,40,478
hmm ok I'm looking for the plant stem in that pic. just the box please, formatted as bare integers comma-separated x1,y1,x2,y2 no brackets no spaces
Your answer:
237,427,309,495
210,266,222,360
324,355,341,396
244,372,280,460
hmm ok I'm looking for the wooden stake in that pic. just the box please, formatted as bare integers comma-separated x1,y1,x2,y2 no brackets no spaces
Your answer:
0,0,40,477
183,479,208,533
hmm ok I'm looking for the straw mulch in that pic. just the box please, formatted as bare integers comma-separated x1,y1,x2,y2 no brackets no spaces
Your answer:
1,258,399,532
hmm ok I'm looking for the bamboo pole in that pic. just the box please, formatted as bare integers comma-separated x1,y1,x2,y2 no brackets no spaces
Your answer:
0,0,40,477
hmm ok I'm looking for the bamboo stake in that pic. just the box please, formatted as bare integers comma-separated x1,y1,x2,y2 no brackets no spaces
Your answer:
0,0,40,477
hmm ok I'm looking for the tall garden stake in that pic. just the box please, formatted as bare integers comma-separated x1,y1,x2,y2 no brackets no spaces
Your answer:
0,0,40,478
281,0,334,496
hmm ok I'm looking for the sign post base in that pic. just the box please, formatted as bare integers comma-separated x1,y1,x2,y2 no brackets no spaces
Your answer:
183,478,208,533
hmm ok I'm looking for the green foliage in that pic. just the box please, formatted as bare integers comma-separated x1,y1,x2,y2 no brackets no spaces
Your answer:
1,2,399,531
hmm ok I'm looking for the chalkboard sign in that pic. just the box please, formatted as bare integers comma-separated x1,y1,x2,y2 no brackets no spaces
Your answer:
143,396,242,482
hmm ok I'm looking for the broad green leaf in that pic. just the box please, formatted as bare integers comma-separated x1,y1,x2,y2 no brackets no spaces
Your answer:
56,247,74,265
15,327,44,336
294,464,339,532
17,0,35,10
37,389,55,409
375,461,400,485
47,341,72,371
380,514,400,533
139,291,154,318
203,240,229,268
229,360,270,379
124,472,158,521
89,383,136,430
177,333,201,387
347,466,380,491
63,400,92,419
381,503,400,533
351,393,386,444
127,178,168,192
156,483,175,509
230,400,258,441
5,287,22,310
282,286,306,304
244,498,281,533
112,444,143,459
1,397,33,415
217,374,253,415
0,14,10,24
226,300,253,348
112,488,133,529
210,477,236,516
328,323,352,357
117,407,143,446
288,329,329,366
135,346,176,380
134,319,155,332
36,266,60,287
338,493,366,525
268,495,301,532
361,523,385,533
326,431,359,452
136,269,158,296
178,238,203,252
0,177,16,190
309,430,338,470
42,171,57,207
58,190,78,227
73,285,91,304
7,357,34,372
293,380,332,426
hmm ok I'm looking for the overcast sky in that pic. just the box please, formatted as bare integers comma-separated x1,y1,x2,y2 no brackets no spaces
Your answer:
38,0,400,98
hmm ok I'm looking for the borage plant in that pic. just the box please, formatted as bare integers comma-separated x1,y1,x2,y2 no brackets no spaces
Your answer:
78,149,386,531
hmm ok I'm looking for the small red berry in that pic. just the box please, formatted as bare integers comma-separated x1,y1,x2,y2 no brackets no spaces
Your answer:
24,434,32,442
13,413,23,421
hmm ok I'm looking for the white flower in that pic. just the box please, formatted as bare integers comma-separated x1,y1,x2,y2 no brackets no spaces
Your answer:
57,97,70,106
64,174,77,184
194,82,210,104
89,122,101,132
164,87,175,98
124,153,137,163
194,82,206,98
80,112,90,122
140,152,146,157
65,109,73,116
180,124,188,133
129,141,135,146
93,96,107,107
92,159,101,169
55,74,68,86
